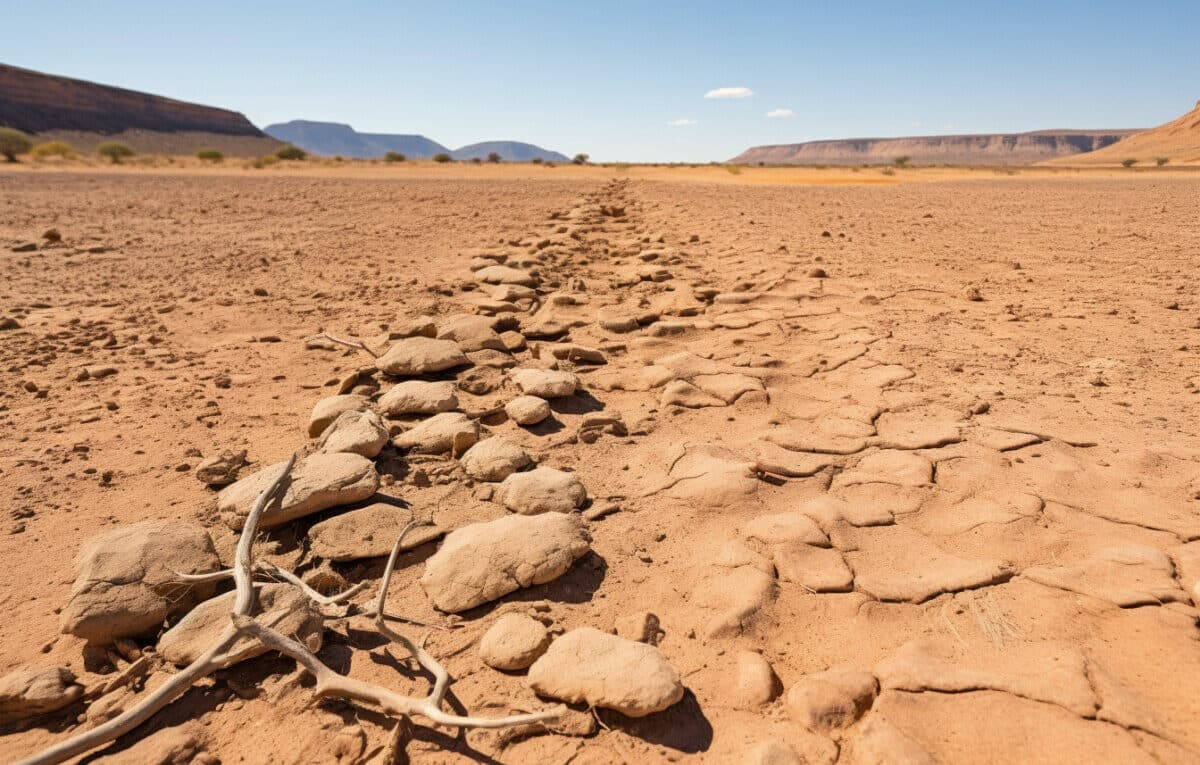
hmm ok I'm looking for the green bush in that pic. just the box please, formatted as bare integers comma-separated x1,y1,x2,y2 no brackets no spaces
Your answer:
384,151,406,162
1155,157,1169,167
275,145,306,160
0,127,33,162
1121,158,1137,168
196,149,223,162
893,156,911,168
432,153,452,163
486,152,502,163
98,142,134,164
31,140,74,160
573,153,589,165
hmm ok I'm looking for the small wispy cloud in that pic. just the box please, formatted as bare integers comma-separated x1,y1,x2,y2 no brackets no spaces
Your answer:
766,108,794,118
704,86,754,99
667,118,698,127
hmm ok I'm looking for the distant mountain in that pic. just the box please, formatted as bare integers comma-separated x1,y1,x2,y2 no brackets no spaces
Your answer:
0,62,281,155
450,141,569,162
730,129,1141,166
263,120,568,162
263,120,447,159
1045,100,1200,166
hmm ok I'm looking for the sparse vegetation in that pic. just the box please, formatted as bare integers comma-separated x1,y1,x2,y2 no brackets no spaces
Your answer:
573,153,589,165
470,157,482,164
384,151,406,162
251,154,279,169
31,140,75,160
530,157,543,165
196,149,223,162
1121,158,1137,168
432,153,452,163
98,142,134,164
275,145,307,161
882,167,896,176
0,127,33,162
724,164,742,175
612,162,631,172
1156,157,1169,166
487,152,502,163
894,156,911,168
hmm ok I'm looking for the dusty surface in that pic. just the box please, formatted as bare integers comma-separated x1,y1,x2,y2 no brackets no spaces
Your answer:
1,165,1199,763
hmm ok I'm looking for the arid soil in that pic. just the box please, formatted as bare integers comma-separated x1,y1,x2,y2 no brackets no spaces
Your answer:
1,165,1199,764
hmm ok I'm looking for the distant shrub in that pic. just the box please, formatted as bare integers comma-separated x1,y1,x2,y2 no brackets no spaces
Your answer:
1155,157,1169,167
275,145,306,160
530,157,544,164
252,154,279,169
98,142,134,164
544,161,556,167
31,140,75,160
881,167,896,176
486,151,502,163
470,157,482,164
0,127,33,162
432,153,452,163
1121,158,1137,168
384,151,406,162
893,156,911,167
573,153,589,165
196,149,223,162
612,162,631,172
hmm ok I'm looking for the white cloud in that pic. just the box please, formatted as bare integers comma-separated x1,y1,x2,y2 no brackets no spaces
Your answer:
766,108,794,118
704,86,754,99
667,118,697,127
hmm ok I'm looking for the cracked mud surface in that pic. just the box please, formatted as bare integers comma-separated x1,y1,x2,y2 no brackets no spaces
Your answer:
2,167,1200,763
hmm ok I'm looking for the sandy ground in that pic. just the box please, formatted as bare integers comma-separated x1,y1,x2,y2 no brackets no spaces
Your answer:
1,164,1199,764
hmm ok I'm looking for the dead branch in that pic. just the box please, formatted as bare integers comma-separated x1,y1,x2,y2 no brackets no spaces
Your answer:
312,332,381,359
20,454,561,765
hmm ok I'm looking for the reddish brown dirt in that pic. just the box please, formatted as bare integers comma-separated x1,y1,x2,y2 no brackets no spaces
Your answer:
1,167,1199,764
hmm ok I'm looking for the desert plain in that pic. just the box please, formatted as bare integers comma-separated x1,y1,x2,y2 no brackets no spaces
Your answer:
1,161,1199,764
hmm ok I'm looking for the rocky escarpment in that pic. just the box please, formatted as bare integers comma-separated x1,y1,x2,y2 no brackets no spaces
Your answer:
0,63,281,155
731,129,1140,166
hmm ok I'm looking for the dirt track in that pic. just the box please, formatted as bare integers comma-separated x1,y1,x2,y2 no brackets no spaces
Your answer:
2,167,1199,763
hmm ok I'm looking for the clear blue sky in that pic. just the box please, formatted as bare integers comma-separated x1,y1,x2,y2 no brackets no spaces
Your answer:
3,1,1197,162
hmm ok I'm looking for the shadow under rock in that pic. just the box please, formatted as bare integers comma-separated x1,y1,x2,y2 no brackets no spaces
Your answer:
600,689,713,754
548,390,606,415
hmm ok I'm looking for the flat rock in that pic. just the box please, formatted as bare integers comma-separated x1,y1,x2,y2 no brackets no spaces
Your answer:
438,314,506,352
774,544,854,592
846,525,1009,603
691,565,776,639
393,412,480,454
308,503,444,561
527,627,684,717
875,638,1097,717
1022,545,1186,607
317,409,388,458
834,450,933,487
61,519,221,643
0,666,83,724
511,368,579,398
376,337,469,376
591,365,675,392
660,379,726,408
475,264,537,286
479,613,551,670
846,717,936,765
764,425,868,455
497,466,587,514
613,611,662,645
420,513,590,612
753,441,834,478
506,394,552,425
693,373,765,404
873,412,962,450
798,494,894,528
195,449,247,487
744,512,830,547
158,584,323,667
218,453,379,529
460,438,533,482
378,380,459,416
661,444,760,508
785,669,878,731
972,427,1042,451
919,491,1043,536
307,394,368,437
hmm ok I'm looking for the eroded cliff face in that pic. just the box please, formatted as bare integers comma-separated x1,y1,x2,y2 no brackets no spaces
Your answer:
0,63,265,136
731,130,1140,166
1047,100,1200,165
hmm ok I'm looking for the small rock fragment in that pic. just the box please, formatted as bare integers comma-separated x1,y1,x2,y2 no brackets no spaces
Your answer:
218,453,379,529
376,337,469,376
393,412,480,454
511,368,579,398
496,466,587,514
459,438,533,481
0,666,83,724
307,394,368,438
317,409,389,458
195,450,248,487
479,613,551,670
506,395,552,425
378,380,459,416
785,669,878,731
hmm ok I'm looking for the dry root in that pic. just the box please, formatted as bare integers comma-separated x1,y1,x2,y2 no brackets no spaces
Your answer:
19,455,562,765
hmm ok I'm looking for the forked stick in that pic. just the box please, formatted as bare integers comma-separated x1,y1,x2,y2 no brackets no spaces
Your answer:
311,332,380,359
17,454,298,765
19,454,562,765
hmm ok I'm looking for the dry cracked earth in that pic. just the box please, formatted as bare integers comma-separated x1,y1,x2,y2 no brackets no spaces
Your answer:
1,168,1200,764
